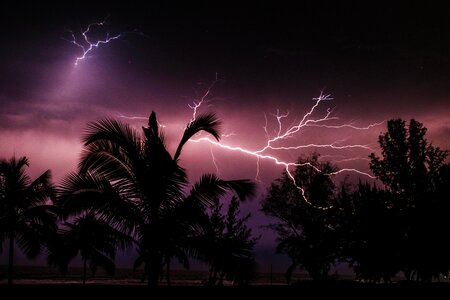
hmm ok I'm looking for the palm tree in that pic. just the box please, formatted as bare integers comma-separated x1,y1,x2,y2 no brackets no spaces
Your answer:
48,213,131,284
0,156,56,284
58,111,255,286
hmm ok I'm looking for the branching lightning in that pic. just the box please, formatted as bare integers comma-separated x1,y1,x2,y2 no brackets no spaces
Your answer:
66,18,122,66
64,17,149,66
209,145,220,173
188,75,220,126
118,79,382,210
188,91,383,210
117,76,222,127
62,18,383,209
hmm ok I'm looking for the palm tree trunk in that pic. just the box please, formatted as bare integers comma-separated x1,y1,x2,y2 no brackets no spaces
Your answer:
148,270,159,287
82,259,87,285
208,266,214,284
213,269,219,285
147,254,162,287
8,232,14,285
166,259,171,286
219,271,225,286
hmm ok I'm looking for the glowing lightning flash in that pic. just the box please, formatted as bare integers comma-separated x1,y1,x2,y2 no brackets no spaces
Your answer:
188,92,382,210
117,83,381,210
66,18,122,66
117,76,222,127
117,113,147,120
188,76,220,126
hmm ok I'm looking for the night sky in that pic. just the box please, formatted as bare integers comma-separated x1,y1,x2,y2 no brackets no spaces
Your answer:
1,1,450,268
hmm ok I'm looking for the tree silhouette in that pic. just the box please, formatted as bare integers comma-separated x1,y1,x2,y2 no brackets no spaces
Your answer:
48,213,130,284
0,156,56,284
336,182,401,283
369,118,450,281
58,111,255,286
261,154,339,282
198,196,259,286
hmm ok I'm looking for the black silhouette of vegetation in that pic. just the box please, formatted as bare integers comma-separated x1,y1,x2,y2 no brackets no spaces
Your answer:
55,111,255,286
198,196,259,286
0,157,57,284
48,213,131,284
336,182,401,283
263,119,450,284
367,119,450,281
261,154,340,283
1,116,450,288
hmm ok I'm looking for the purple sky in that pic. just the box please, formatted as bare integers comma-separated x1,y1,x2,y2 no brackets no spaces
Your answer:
1,2,450,269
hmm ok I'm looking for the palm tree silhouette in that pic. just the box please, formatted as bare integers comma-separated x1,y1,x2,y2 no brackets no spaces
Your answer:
0,156,56,284
48,212,130,284
58,111,255,286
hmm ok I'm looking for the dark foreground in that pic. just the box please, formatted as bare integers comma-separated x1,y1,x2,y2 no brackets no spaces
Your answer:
2,282,450,299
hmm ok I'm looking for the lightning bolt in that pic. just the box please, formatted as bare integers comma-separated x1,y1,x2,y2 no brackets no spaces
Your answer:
209,145,220,174
188,92,382,210
117,113,166,127
188,75,221,126
117,113,147,120
119,81,381,210
319,155,371,163
65,17,123,66
305,121,386,130
117,74,222,127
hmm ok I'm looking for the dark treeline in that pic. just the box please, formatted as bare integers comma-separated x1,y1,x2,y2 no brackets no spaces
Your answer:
262,119,450,283
1,111,257,286
1,116,449,286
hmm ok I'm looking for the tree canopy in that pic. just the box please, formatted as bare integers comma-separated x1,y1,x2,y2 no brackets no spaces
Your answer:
262,154,339,282
369,118,450,281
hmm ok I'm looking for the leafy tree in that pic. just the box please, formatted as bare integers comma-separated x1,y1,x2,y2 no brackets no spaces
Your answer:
336,182,402,283
199,196,259,286
0,156,56,284
58,112,255,286
369,119,450,281
261,154,339,282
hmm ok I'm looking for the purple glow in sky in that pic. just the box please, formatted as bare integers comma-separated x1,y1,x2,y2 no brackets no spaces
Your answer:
1,2,450,266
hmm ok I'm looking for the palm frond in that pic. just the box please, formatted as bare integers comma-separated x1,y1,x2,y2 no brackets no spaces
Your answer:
21,205,58,232
174,113,221,161
83,118,141,149
57,171,141,233
186,174,256,208
58,171,114,216
47,231,78,275
0,156,58,261
23,170,55,207
15,224,42,258
81,141,141,185
221,179,256,201
58,213,128,276
1,156,31,198
80,119,142,177
1,156,29,172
